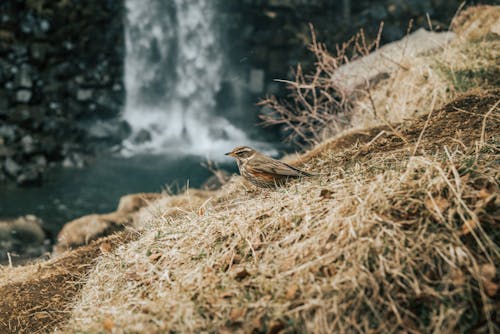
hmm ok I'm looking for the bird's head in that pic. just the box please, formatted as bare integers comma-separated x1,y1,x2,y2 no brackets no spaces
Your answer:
225,146,257,162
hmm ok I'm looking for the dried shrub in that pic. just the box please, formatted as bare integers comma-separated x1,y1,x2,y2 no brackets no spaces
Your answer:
259,23,383,147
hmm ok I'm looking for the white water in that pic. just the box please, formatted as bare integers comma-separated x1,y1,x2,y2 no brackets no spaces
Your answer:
122,0,252,159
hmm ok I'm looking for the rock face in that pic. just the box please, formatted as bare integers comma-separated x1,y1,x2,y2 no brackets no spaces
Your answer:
219,0,471,131
0,0,125,186
0,215,50,263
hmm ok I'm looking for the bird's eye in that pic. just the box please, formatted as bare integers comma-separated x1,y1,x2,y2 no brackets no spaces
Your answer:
237,151,250,158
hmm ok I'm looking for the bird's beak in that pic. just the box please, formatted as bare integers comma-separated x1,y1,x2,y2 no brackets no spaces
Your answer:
225,152,233,157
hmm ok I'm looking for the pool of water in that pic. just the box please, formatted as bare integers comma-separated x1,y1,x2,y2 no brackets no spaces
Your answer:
0,154,236,237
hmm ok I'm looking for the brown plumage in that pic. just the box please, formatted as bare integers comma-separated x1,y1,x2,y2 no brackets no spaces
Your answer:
225,146,313,188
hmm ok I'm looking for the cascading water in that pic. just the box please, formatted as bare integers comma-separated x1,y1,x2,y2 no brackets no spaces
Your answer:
122,0,250,158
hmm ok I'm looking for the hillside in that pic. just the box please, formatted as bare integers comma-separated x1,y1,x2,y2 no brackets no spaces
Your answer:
0,5,499,334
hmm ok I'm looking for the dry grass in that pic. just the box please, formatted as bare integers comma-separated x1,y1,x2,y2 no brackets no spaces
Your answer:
260,5,500,144
0,6,498,334
64,91,499,333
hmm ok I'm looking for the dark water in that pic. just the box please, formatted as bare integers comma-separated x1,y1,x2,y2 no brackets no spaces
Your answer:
0,154,235,236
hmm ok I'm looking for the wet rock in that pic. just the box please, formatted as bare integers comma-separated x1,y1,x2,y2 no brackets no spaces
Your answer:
0,0,125,186
0,92,8,114
33,154,47,168
21,135,36,154
0,125,17,142
131,129,152,144
86,119,131,143
0,215,49,262
30,43,51,62
4,157,21,177
54,212,131,253
62,152,85,168
16,64,33,88
16,166,41,186
15,89,32,103
117,193,162,214
0,143,12,158
76,89,93,101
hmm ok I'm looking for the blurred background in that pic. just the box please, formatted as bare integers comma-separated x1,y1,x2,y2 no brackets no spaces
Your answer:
0,0,495,238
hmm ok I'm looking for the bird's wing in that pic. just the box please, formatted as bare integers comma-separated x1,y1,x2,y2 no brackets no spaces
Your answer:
250,156,311,177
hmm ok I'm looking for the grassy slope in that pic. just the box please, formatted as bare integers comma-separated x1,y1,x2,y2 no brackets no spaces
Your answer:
0,5,498,334
65,90,499,333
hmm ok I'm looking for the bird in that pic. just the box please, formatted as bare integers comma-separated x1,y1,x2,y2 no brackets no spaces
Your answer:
225,146,313,188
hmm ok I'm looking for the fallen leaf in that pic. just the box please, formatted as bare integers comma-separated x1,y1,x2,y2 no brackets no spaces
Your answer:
461,219,479,235
149,252,162,262
291,215,303,225
278,257,295,272
229,307,247,322
475,193,497,211
460,174,470,183
220,291,235,299
483,280,498,297
198,206,205,216
252,313,264,329
267,319,285,334
320,189,333,199
99,242,112,253
480,263,496,281
477,188,492,199
285,284,299,300
34,313,48,319
234,267,250,280
103,318,114,332
450,269,466,286
424,196,450,219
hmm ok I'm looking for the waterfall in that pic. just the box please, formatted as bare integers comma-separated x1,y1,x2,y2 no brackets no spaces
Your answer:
122,0,250,158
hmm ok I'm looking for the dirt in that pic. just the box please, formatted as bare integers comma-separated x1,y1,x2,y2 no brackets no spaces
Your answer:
0,89,498,334
303,89,499,165
0,232,132,334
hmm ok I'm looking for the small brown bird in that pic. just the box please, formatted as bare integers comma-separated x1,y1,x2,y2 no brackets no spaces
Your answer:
225,146,313,188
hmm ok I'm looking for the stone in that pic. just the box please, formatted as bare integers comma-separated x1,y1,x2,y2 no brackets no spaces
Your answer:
0,143,12,158
117,193,162,214
30,43,50,62
0,125,16,141
249,68,265,93
131,129,152,144
16,64,33,88
331,29,456,93
4,157,21,176
86,119,131,143
76,89,93,101
33,154,47,168
16,166,41,186
0,92,9,114
0,215,48,261
54,212,131,253
21,135,36,154
62,153,85,168
16,89,32,103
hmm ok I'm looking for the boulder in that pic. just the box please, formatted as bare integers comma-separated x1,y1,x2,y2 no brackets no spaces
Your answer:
331,29,456,93
54,212,131,253
0,215,49,262
117,193,162,214
4,157,21,177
